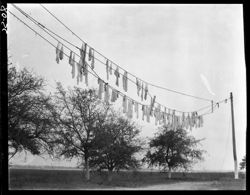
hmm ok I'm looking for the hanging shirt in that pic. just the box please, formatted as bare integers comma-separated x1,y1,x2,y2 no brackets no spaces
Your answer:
106,59,109,80
98,78,104,99
114,67,120,86
136,78,141,96
123,71,128,92
91,50,95,69
144,84,148,100
59,44,64,60
123,96,127,114
56,42,61,63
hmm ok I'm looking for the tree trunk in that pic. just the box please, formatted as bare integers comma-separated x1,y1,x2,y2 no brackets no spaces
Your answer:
168,167,172,179
85,158,90,181
107,169,113,182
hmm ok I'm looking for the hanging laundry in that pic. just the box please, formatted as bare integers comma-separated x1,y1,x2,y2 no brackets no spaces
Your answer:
123,96,128,114
109,62,112,75
122,71,128,92
88,47,92,61
149,96,156,115
146,106,150,123
91,50,95,69
127,100,133,119
71,53,75,79
59,44,64,60
78,58,83,82
114,66,120,86
211,100,214,113
144,84,148,100
135,102,139,119
84,62,88,86
104,84,110,103
56,42,61,63
106,59,109,80
200,115,204,127
142,105,145,121
69,51,72,64
111,88,117,102
98,78,103,99
141,82,144,101
136,78,141,96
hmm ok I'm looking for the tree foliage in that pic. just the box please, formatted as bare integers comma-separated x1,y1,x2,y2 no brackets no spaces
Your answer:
143,126,205,177
8,64,53,160
240,155,246,170
47,83,109,180
89,111,142,173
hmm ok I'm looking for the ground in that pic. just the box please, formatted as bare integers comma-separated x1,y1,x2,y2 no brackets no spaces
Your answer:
8,167,246,190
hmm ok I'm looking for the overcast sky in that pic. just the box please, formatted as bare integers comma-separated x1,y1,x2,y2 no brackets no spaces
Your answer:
8,4,246,171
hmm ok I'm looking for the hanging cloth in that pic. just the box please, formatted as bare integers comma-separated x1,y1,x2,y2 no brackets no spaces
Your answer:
127,99,133,119
80,43,87,73
141,82,144,101
71,53,75,78
144,84,148,100
123,95,127,113
98,78,103,99
106,59,109,80
78,58,83,82
109,62,112,75
136,78,141,96
114,66,120,86
149,96,156,115
142,105,145,121
135,102,139,119
123,71,128,92
69,51,73,65
104,84,110,103
91,50,95,69
59,44,64,60
84,62,88,86
56,42,61,63
146,106,150,123
111,88,117,102
88,47,92,61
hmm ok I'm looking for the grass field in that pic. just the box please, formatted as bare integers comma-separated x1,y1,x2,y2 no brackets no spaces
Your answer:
8,168,246,190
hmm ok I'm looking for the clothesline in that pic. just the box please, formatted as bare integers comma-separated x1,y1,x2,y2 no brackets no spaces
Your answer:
39,3,212,103
9,9,229,130
10,5,228,115
11,4,194,114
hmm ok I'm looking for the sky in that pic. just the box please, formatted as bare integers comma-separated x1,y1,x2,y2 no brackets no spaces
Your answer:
8,4,246,171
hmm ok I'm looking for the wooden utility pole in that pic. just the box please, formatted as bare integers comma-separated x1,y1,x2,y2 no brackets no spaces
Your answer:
230,92,239,179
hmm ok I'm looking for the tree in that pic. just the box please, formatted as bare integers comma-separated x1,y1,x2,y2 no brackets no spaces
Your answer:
240,155,246,170
89,110,142,181
8,63,54,160
143,126,205,179
47,83,109,181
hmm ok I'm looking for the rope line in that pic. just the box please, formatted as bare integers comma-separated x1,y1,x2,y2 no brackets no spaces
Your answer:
39,4,212,102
